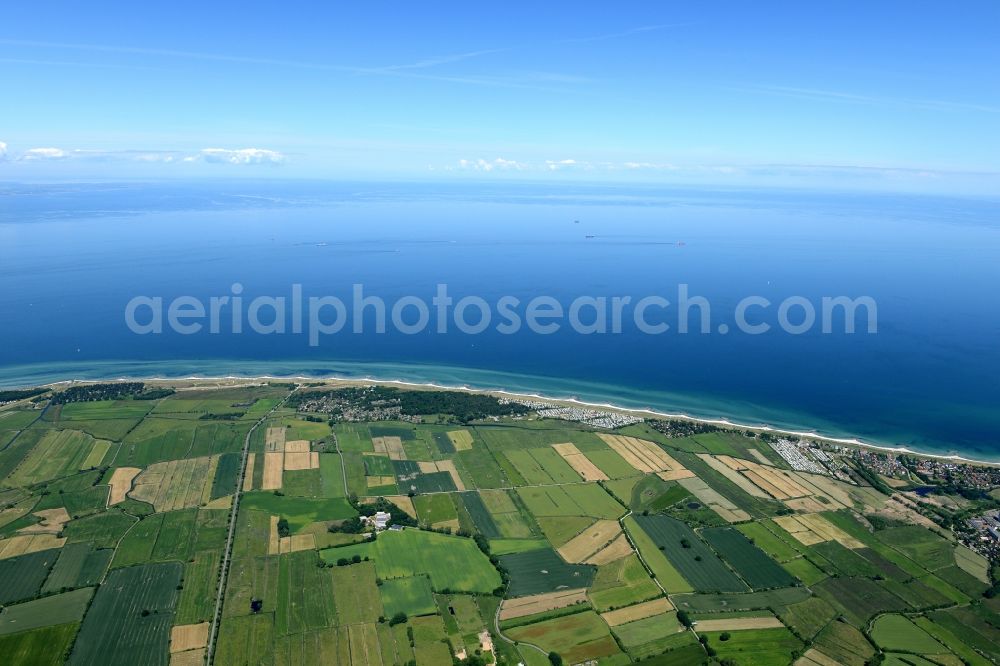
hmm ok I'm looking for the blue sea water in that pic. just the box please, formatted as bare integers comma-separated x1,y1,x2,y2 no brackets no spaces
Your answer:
0,180,998,459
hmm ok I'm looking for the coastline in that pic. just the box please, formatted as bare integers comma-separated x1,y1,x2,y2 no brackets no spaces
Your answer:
25,370,1000,468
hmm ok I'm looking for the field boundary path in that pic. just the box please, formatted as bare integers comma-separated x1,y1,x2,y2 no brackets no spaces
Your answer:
206,386,296,665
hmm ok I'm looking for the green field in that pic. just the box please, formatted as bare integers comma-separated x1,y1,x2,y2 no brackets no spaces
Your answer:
875,526,956,570
588,554,663,610
623,515,692,593
362,454,394,476
320,528,501,593
211,451,241,499
0,587,94,635
736,519,803,562
239,492,356,530
458,491,501,537
0,549,59,604
812,620,876,666
632,514,748,592
412,492,457,525
42,542,112,593
775,595,839,639
396,470,457,494
702,627,803,666
516,482,624,519
176,548,221,624
813,576,909,626
5,430,106,486
379,576,437,617
702,526,796,589
613,611,684,659
0,623,80,666
3,382,998,665
672,586,810,613
498,547,596,596
68,562,182,666
871,614,947,654
330,561,383,624
276,550,337,635
506,610,623,664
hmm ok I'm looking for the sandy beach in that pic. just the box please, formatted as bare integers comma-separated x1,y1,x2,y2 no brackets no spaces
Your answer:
29,372,1000,467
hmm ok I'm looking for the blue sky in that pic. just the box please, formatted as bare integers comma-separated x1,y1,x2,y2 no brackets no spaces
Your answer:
1,2,999,192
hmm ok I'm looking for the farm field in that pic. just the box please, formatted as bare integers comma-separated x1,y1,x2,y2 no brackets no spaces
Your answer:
69,562,182,666
631,514,748,592
702,526,797,589
0,381,995,665
499,547,596,596
320,528,501,593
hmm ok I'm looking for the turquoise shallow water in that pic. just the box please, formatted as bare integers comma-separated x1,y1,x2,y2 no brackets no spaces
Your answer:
1,181,998,460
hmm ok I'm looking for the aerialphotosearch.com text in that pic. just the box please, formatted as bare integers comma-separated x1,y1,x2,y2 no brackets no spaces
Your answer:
125,283,878,346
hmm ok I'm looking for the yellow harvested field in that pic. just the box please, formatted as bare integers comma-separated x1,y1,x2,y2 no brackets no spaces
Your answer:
366,476,395,487
432,518,461,531
261,452,283,490
372,436,406,460
717,456,822,502
784,497,830,513
447,430,474,450
17,508,70,534
267,515,317,554
795,648,843,666
697,454,769,498
171,649,205,666
791,472,853,508
598,434,684,474
499,589,588,621
243,453,255,491
284,451,312,471
413,460,465,491
278,534,316,554
601,598,673,626
383,495,416,518
740,462,811,500
693,616,784,631
798,513,864,548
773,514,863,549
170,622,209,652
657,469,696,481
108,467,141,505
584,533,634,565
557,520,622,563
677,476,750,523
283,440,318,470
0,533,65,559
551,443,608,482
268,515,280,554
748,449,773,465
130,455,218,511
204,495,232,510
717,455,751,471
434,459,466,491
265,426,285,452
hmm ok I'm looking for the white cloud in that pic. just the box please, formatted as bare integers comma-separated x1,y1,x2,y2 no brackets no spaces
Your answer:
21,147,69,160
457,157,525,172
545,158,579,171
0,145,285,165
198,148,285,165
